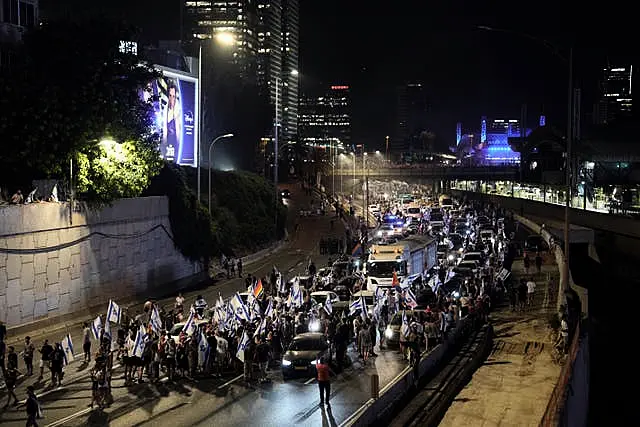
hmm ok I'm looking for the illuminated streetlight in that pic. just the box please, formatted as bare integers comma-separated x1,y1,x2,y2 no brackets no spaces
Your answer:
215,32,236,46
208,133,234,211
290,69,299,76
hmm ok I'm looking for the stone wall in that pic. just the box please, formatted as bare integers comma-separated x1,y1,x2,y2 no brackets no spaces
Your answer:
0,197,198,327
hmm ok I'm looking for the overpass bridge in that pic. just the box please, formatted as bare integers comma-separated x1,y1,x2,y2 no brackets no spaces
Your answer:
333,165,518,180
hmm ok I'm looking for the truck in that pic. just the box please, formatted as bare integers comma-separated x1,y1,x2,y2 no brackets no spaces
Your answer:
365,235,437,294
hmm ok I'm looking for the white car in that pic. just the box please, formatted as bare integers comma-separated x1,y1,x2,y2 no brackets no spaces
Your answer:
168,318,210,344
368,204,381,214
311,291,340,306
376,224,395,238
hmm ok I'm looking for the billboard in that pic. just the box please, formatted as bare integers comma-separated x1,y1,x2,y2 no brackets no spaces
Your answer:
143,68,199,167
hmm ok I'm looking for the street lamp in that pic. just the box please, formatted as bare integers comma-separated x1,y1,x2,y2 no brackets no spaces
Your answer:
479,25,574,300
197,32,235,203
208,133,234,211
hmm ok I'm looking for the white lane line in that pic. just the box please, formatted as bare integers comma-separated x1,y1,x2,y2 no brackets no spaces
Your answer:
217,374,244,389
303,377,316,385
45,407,92,427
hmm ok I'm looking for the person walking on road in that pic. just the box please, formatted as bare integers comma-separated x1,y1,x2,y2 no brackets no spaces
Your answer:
83,323,92,363
37,339,53,382
23,336,35,376
25,386,40,427
4,355,19,407
316,357,335,407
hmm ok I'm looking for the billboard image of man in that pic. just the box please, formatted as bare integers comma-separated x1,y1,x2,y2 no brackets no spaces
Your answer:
161,82,183,162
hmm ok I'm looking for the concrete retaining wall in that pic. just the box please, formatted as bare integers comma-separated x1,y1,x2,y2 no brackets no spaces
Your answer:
0,197,199,327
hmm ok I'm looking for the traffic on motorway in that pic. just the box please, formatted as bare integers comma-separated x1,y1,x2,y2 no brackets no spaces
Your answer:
1,184,521,426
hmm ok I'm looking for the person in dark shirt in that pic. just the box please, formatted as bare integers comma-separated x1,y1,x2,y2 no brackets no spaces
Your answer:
25,386,40,426
254,337,270,382
38,340,54,381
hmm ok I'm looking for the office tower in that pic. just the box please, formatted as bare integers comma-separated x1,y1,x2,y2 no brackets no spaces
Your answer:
0,0,38,70
299,85,351,149
393,82,428,153
594,65,633,124
184,0,259,80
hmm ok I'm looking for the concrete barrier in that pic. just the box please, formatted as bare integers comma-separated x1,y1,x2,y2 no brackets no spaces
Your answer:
341,316,476,427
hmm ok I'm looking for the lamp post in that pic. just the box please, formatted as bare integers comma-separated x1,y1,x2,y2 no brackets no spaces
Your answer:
208,133,234,211
478,25,574,299
385,135,390,163
197,32,235,204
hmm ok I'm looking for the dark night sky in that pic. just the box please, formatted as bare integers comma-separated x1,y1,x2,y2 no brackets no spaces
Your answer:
300,0,636,150
43,0,636,151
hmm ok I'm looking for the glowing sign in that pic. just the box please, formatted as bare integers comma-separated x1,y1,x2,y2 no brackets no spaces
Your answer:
331,85,349,90
539,115,546,126
456,122,462,146
481,117,487,143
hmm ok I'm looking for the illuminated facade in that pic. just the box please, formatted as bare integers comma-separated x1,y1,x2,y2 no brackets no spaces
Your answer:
458,116,527,164
184,1,259,80
594,65,633,124
299,85,351,150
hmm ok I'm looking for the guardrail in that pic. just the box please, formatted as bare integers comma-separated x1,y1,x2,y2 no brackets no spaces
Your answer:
539,322,583,427
340,315,478,427
332,167,518,178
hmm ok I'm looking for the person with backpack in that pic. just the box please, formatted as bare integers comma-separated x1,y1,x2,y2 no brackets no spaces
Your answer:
25,386,41,427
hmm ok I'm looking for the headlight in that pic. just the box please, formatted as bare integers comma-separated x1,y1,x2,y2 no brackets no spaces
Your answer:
309,320,321,332
385,327,393,339
377,231,383,236
452,291,460,298
458,247,464,253
281,359,292,366
310,359,319,366
428,225,432,230
448,254,455,261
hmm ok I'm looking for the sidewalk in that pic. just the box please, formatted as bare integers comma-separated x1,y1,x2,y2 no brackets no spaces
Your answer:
439,254,562,427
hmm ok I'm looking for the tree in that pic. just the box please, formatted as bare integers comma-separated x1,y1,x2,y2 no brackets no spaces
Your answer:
0,19,162,201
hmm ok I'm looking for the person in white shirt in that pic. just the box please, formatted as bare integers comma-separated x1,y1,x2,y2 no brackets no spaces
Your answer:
215,331,228,377
526,279,536,307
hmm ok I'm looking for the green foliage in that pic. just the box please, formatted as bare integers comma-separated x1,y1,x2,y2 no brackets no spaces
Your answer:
0,19,161,202
144,163,217,263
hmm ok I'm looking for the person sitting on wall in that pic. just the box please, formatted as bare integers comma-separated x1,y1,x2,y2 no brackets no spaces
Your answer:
10,190,23,204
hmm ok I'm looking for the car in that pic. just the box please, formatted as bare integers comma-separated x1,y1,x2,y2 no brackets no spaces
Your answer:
349,290,375,316
310,291,340,306
281,189,291,199
168,318,211,344
376,224,395,238
384,310,430,348
525,234,548,252
281,333,330,379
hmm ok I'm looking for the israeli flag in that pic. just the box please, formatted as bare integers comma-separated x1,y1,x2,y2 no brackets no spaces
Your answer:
230,292,250,321
401,310,411,338
253,318,267,338
182,311,197,336
236,332,250,363
349,298,362,316
150,306,163,334
360,295,368,320
375,287,386,302
198,330,210,369
91,316,103,341
264,299,274,319
216,293,225,308
132,328,145,358
277,272,286,294
324,297,332,316
107,300,121,324
61,333,74,366
405,288,418,309
103,318,112,341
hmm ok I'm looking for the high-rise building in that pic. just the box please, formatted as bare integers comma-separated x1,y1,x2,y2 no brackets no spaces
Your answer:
184,0,299,142
594,65,633,124
299,85,351,149
393,82,429,153
0,0,38,70
184,0,259,80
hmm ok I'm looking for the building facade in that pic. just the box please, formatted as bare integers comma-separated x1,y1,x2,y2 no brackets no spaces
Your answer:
0,0,38,70
299,85,351,150
594,65,633,124
393,82,429,153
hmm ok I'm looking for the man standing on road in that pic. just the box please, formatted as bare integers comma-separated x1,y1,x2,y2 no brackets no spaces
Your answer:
316,357,335,407
23,336,35,376
83,323,92,363
526,278,536,308
25,385,40,427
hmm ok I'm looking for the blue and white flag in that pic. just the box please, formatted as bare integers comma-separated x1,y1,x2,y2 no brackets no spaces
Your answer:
107,300,121,324
360,295,368,320
230,292,250,321
264,299,274,319
349,298,362,316
91,316,103,341
132,328,145,358
277,272,286,294
103,318,112,341
150,305,163,334
253,317,267,338
216,293,225,308
375,287,386,302
404,288,418,309
198,330,210,369
182,311,197,336
324,297,333,316
291,282,303,307
61,333,74,366
236,332,250,363
401,310,411,338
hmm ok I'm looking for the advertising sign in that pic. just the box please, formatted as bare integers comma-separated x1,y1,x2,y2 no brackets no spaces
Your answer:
143,69,199,167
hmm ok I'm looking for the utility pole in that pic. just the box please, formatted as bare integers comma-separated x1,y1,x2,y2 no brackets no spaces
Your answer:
563,47,574,302
274,78,280,239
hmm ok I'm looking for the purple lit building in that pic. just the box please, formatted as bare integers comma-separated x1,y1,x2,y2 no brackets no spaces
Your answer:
456,116,531,165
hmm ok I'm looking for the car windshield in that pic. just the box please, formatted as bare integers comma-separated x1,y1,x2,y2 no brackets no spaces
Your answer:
289,338,327,352
313,294,327,304
367,261,406,277
441,198,452,205
407,208,420,214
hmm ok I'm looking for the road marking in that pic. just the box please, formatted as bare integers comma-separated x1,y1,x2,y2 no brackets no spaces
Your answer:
217,374,244,389
45,407,92,427
304,377,316,385
17,385,67,405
